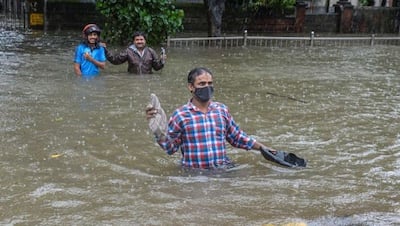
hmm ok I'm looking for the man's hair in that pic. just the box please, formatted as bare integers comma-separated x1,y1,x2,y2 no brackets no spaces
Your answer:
187,67,213,84
133,31,147,40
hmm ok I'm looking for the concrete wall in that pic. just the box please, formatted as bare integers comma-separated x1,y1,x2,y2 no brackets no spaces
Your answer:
304,14,338,33
353,7,399,32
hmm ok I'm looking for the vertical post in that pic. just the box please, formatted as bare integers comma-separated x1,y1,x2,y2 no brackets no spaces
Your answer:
341,3,353,33
333,0,354,33
294,1,307,33
14,0,18,28
43,0,47,32
22,0,27,29
243,29,247,47
371,34,375,46
326,0,330,13
310,31,315,47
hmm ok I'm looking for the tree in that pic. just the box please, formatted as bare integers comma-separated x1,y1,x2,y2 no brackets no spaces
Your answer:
360,0,375,6
204,0,226,37
96,0,184,45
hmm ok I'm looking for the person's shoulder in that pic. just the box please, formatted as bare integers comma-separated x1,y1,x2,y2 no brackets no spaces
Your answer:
211,101,228,109
146,47,157,53
171,102,191,115
145,45,155,50
211,101,231,116
75,42,84,49
75,43,86,53
77,42,88,47
175,103,190,112
98,45,106,52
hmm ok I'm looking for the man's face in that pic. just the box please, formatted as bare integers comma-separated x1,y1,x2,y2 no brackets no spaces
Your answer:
189,72,213,92
87,32,98,44
133,35,146,49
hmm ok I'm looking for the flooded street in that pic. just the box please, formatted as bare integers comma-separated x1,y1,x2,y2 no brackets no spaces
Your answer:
1,29,399,225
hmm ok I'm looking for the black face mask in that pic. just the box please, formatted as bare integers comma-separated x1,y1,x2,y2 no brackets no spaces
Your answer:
194,86,214,102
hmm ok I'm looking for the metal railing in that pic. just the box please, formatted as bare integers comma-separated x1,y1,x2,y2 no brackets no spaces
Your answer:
166,30,400,48
0,0,27,30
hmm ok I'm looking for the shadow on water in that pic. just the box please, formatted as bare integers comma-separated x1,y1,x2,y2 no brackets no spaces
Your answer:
0,30,399,225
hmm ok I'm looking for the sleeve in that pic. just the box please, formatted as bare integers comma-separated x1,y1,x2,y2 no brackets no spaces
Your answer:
149,48,164,71
74,45,82,64
105,48,128,65
224,106,256,150
98,47,107,62
157,111,182,155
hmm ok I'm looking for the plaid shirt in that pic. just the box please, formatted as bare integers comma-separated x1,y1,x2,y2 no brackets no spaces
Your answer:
158,100,256,169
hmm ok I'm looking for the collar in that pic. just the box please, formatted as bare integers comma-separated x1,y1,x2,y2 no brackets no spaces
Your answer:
187,99,216,112
129,44,146,56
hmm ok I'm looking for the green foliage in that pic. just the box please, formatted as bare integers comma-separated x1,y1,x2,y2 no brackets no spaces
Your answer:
246,0,296,16
96,0,184,45
360,0,375,6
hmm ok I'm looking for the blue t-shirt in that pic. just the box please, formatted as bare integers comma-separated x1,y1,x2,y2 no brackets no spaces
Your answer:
74,43,106,76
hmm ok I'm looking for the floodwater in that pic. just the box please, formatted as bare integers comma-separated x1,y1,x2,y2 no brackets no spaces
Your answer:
0,29,399,226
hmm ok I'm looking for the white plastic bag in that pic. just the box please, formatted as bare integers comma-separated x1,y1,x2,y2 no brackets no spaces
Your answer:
147,93,167,139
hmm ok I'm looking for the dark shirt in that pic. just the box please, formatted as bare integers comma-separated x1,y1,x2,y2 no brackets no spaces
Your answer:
105,45,164,74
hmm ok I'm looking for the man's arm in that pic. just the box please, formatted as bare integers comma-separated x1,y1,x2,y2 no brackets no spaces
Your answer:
73,63,82,76
149,48,165,71
84,52,106,69
104,48,128,65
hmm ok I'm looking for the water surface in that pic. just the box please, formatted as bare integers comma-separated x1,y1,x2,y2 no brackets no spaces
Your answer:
0,30,399,225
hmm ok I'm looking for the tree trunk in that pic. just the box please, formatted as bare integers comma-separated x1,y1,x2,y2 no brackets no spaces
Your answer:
204,0,226,37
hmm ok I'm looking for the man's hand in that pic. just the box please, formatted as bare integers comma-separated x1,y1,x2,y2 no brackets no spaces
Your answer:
259,144,277,155
84,52,92,60
145,105,157,120
160,47,167,64
83,52,105,69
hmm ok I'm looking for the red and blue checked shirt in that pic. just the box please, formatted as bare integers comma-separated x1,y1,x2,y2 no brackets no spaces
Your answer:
158,100,256,169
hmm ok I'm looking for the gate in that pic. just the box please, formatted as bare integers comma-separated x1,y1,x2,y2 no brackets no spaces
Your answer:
0,0,26,30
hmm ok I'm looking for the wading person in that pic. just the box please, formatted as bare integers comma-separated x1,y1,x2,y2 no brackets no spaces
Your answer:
73,24,106,77
104,31,166,75
145,67,278,169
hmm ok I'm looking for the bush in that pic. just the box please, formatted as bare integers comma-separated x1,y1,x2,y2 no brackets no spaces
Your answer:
96,0,184,45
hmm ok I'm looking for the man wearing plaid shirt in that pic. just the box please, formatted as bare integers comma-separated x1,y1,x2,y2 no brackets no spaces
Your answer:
146,67,276,169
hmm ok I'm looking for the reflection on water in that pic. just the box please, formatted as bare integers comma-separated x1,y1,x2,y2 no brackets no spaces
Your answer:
1,30,399,225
